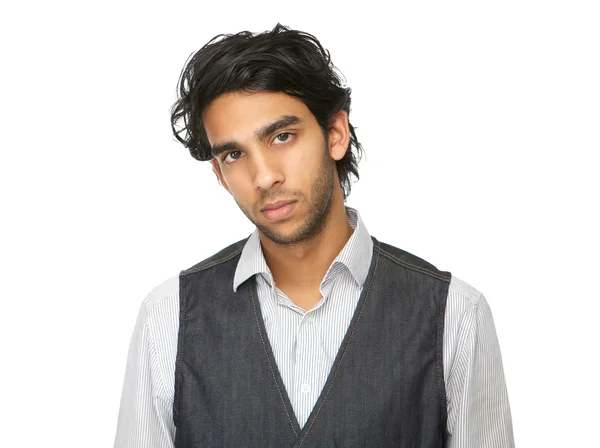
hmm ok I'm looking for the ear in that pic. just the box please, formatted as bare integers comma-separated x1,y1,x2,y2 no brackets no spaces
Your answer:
327,109,351,162
210,158,232,195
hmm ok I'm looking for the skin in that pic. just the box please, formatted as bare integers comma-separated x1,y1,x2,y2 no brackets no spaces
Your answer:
204,91,354,311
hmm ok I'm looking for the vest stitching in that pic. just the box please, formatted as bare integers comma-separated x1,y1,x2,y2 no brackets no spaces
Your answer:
436,280,449,443
297,242,382,447
378,247,450,282
174,274,187,426
183,245,245,275
250,284,299,438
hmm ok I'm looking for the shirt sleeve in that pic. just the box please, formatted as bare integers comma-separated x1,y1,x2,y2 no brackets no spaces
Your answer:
446,293,515,447
114,301,175,448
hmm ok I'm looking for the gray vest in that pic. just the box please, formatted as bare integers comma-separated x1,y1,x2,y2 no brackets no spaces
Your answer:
173,236,451,447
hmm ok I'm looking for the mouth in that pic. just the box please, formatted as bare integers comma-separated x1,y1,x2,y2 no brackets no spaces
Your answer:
261,200,297,221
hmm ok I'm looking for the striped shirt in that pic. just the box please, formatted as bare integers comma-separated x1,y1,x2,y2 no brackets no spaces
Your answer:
114,206,514,447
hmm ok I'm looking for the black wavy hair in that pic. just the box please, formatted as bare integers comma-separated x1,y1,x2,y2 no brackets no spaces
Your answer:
170,23,364,201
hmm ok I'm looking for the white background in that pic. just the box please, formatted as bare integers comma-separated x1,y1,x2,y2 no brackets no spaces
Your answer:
1,1,598,446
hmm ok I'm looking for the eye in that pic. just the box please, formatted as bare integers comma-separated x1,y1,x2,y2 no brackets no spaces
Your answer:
223,151,243,164
273,132,295,144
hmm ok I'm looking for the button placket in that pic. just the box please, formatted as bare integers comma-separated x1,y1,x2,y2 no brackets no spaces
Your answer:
294,309,317,424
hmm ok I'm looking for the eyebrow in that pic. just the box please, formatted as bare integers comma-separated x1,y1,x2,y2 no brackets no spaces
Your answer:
210,115,302,158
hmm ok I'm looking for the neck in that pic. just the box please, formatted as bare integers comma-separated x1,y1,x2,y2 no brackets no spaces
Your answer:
259,190,354,290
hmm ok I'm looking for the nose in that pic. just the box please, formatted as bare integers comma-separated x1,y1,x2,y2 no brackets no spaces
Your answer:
251,149,284,191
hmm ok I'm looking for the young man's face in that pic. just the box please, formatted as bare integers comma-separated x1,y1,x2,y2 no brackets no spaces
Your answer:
203,91,345,245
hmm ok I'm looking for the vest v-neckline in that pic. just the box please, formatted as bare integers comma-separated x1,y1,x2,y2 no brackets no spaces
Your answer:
247,236,382,444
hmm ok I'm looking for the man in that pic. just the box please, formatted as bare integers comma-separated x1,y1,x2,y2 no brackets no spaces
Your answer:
114,23,514,447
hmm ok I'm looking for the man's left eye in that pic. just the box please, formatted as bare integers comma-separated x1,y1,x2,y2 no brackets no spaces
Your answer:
274,132,294,144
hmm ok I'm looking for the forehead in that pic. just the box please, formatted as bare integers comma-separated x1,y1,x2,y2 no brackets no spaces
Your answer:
202,91,312,143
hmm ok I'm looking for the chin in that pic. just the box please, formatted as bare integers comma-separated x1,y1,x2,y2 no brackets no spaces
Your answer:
259,222,303,245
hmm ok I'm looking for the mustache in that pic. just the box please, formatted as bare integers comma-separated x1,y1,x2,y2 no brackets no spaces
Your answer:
258,191,301,206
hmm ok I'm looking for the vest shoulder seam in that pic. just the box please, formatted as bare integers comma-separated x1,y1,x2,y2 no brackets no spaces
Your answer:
181,244,245,276
377,246,450,282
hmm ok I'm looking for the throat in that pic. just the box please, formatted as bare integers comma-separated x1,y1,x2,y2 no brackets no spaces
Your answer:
276,284,323,312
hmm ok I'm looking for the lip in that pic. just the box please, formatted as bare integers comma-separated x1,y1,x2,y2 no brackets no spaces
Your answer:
261,201,297,221
262,200,296,211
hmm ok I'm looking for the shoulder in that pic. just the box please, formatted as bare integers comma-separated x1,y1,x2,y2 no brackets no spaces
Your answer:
375,239,451,282
132,275,181,400
139,237,251,313
182,237,249,275
141,274,180,313
445,274,486,332
448,274,484,309
442,274,486,380
445,275,499,341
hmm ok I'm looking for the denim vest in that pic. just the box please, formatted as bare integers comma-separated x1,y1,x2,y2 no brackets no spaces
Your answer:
173,235,451,447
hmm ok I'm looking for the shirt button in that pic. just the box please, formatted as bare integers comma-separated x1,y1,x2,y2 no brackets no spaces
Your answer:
301,383,311,394
308,314,314,323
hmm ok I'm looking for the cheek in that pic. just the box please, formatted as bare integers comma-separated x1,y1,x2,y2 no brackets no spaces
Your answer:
287,140,325,180
227,176,250,197
218,170,244,196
